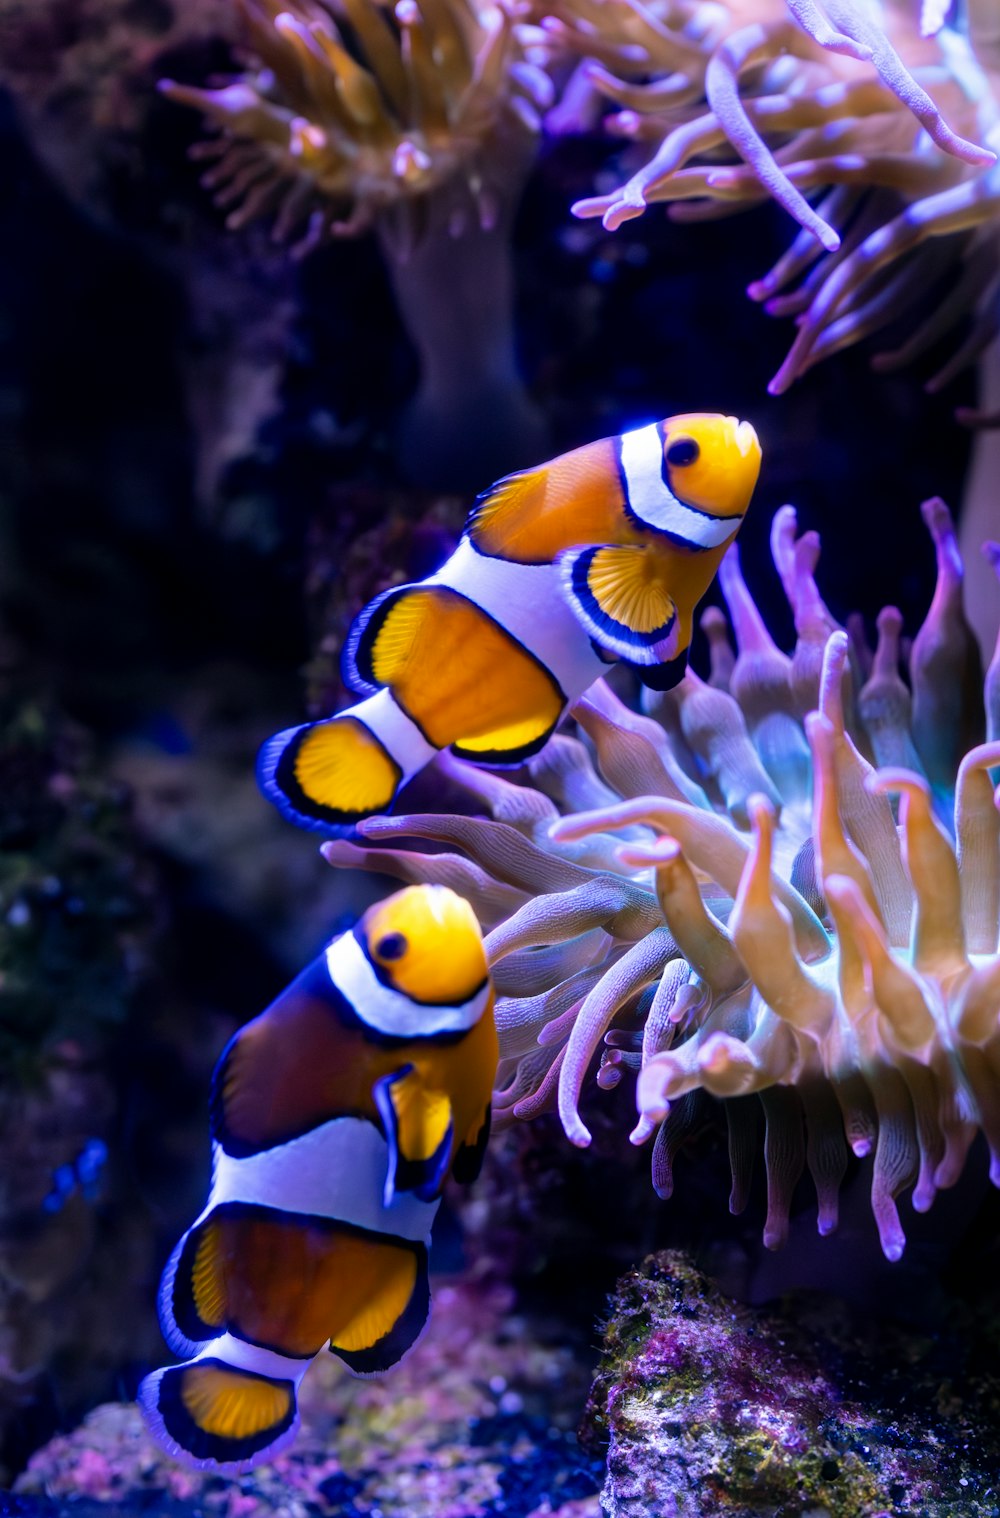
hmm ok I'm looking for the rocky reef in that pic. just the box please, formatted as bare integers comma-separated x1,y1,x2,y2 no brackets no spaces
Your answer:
586,1250,1000,1518
0,663,161,1482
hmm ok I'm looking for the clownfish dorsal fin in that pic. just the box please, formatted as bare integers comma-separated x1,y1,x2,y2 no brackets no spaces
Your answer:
558,543,681,667
373,1065,454,1205
466,467,548,558
158,1214,231,1356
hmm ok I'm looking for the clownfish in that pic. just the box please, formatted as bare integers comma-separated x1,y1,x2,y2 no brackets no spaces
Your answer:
259,413,761,833
139,884,497,1475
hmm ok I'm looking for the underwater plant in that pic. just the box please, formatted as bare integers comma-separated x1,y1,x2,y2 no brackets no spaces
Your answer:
322,490,1000,1264
160,0,554,484
557,0,1000,399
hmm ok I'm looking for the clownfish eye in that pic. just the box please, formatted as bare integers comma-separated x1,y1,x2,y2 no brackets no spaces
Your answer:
376,932,408,960
666,437,700,467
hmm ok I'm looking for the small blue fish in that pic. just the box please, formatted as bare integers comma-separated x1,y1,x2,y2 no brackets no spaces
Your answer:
42,1139,108,1214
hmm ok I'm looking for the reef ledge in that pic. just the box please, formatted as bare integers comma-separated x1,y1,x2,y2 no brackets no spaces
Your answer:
584,1249,1000,1518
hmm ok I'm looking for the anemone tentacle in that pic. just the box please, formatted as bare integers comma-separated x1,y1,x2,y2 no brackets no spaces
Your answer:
324,491,1000,1261
549,0,1000,395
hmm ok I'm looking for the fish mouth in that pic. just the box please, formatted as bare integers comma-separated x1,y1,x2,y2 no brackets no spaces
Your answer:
732,418,759,458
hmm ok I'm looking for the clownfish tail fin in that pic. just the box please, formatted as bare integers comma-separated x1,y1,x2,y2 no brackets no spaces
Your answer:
257,689,435,834
139,1355,301,1474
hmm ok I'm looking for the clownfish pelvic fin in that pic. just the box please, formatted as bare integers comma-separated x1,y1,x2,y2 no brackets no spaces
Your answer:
373,1066,454,1205
452,1102,492,1185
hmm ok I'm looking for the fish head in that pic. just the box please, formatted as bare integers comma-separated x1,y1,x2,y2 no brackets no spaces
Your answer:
658,414,761,523
361,884,489,1009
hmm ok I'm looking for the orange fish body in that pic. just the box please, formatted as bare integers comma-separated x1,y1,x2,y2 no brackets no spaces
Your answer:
140,886,497,1474
259,414,761,832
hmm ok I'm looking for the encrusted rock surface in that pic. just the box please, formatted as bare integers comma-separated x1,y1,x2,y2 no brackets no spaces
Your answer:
11,1278,603,1518
584,1250,1000,1518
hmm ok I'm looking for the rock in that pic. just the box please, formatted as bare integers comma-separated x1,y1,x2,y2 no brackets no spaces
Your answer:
584,1250,1000,1518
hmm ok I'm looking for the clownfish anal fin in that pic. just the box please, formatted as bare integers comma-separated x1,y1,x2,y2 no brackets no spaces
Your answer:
329,1242,430,1376
558,544,681,668
373,1066,454,1205
139,1358,299,1473
452,1103,492,1186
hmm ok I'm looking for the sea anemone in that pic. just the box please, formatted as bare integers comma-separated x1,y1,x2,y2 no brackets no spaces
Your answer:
554,0,1000,397
322,492,1000,1262
160,0,549,250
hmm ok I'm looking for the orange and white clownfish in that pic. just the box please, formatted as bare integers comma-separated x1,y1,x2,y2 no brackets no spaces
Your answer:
139,884,497,1475
259,413,761,833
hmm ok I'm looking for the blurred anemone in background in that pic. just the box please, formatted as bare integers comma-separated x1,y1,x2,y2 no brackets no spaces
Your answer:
154,0,1000,491
159,0,551,250
161,0,556,485
323,491,1000,1266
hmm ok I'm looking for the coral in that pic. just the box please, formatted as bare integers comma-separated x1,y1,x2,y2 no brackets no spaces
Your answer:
323,489,1000,1264
0,0,237,211
585,1249,1000,1517
553,0,1000,397
0,0,302,511
14,1279,603,1516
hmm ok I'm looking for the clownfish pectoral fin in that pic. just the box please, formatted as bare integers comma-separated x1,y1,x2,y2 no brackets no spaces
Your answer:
257,713,402,833
373,1066,454,1205
139,1357,300,1474
452,1103,492,1186
329,1240,431,1377
558,545,681,668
